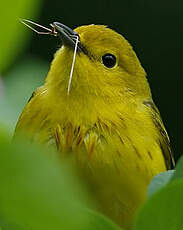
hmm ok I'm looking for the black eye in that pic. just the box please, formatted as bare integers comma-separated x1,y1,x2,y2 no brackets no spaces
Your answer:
102,53,116,68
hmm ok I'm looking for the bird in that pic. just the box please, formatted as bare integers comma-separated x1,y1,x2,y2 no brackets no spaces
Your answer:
14,21,174,230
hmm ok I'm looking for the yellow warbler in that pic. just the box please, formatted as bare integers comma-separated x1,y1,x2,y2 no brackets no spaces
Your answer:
14,21,174,230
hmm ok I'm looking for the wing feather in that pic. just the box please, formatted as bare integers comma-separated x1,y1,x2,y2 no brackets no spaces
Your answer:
144,100,175,169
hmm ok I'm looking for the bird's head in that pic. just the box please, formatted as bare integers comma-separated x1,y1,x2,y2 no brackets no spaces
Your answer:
46,23,151,108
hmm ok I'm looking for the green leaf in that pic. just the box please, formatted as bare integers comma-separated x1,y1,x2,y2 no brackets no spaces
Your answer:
147,170,174,197
0,131,121,230
134,179,183,230
171,156,183,181
0,0,42,73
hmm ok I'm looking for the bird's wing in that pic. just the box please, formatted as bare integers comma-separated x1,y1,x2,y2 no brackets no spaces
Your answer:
143,100,175,169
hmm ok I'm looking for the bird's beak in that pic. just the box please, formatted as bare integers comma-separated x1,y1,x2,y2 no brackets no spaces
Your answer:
53,22,87,54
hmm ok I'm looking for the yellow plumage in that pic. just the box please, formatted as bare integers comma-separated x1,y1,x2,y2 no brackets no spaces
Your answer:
14,24,174,229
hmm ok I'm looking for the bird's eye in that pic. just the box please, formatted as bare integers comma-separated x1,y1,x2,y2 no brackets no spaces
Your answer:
102,53,116,68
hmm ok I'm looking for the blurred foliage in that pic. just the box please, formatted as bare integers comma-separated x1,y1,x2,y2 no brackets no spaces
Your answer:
1,128,183,229
0,0,42,73
147,170,174,197
134,156,183,230
0,131,122,230
171,157,183,181
135,180,183,230
0,58,48,134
